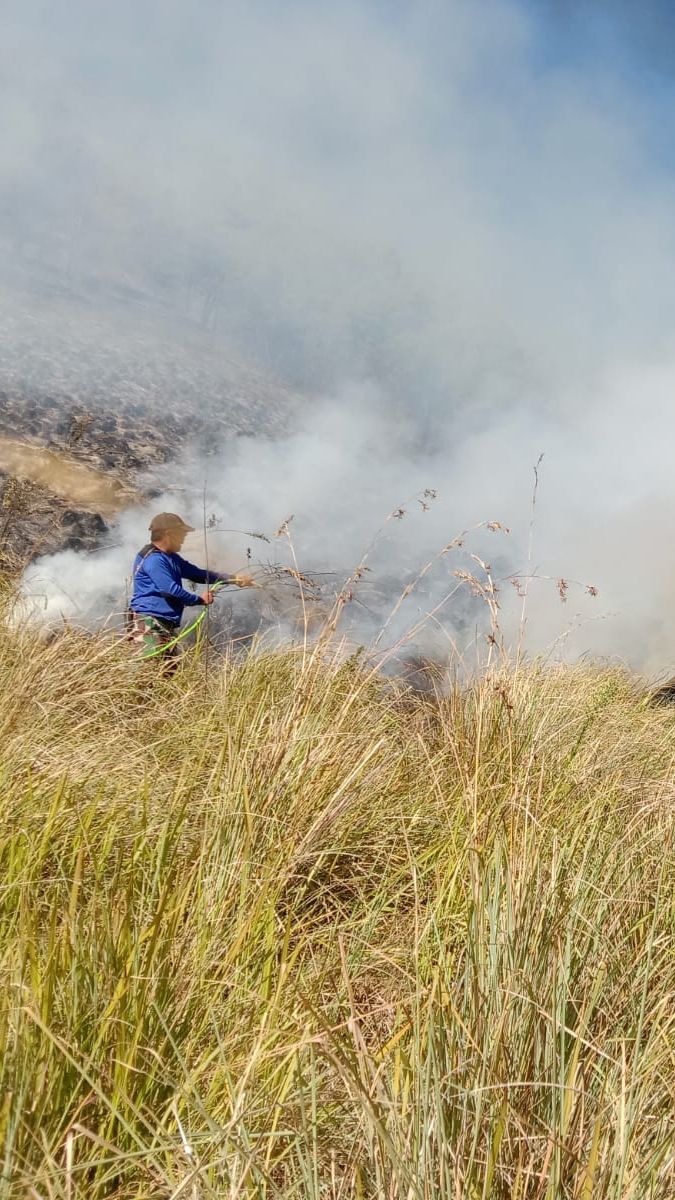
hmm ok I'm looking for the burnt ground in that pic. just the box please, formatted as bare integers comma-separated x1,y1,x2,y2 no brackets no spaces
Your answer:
0,472,108,569
0,279,299,567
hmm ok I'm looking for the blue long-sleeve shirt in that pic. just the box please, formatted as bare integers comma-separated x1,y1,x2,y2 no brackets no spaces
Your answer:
130,546,234,625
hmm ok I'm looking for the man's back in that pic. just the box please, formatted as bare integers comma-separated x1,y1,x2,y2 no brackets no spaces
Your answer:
130,545,207,625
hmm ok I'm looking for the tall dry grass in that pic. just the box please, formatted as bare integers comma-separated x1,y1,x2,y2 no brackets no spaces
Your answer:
0,598,674,1198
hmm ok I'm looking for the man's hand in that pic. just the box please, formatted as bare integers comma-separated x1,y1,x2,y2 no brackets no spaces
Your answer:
232,573,256,588
202,590,216,605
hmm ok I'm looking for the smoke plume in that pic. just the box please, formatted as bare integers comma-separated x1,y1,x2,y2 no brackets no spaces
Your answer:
7,1,675,673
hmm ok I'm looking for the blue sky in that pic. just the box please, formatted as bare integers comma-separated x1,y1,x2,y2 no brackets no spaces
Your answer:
538,0,675,74
525,0,675,171
531,0,675,136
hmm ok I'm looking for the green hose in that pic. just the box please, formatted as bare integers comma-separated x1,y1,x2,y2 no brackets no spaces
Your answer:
140,580,227,660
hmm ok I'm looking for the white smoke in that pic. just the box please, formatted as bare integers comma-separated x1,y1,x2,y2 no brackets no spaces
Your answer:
8,1,675,675
11,378,616,668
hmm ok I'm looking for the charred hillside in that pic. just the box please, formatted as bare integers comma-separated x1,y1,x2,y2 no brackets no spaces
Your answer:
0,280,299,567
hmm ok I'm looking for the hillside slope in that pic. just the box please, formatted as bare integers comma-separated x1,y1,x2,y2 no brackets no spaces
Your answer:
0,281,300,568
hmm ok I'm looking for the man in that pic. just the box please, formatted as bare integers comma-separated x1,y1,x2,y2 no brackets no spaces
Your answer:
128,512,254,660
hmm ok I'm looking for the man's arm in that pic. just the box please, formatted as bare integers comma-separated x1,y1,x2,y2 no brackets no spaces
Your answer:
176,555,236,586
144,555,207,605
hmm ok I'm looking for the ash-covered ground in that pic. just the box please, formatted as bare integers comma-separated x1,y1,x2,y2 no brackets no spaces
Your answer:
0,276,299,566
